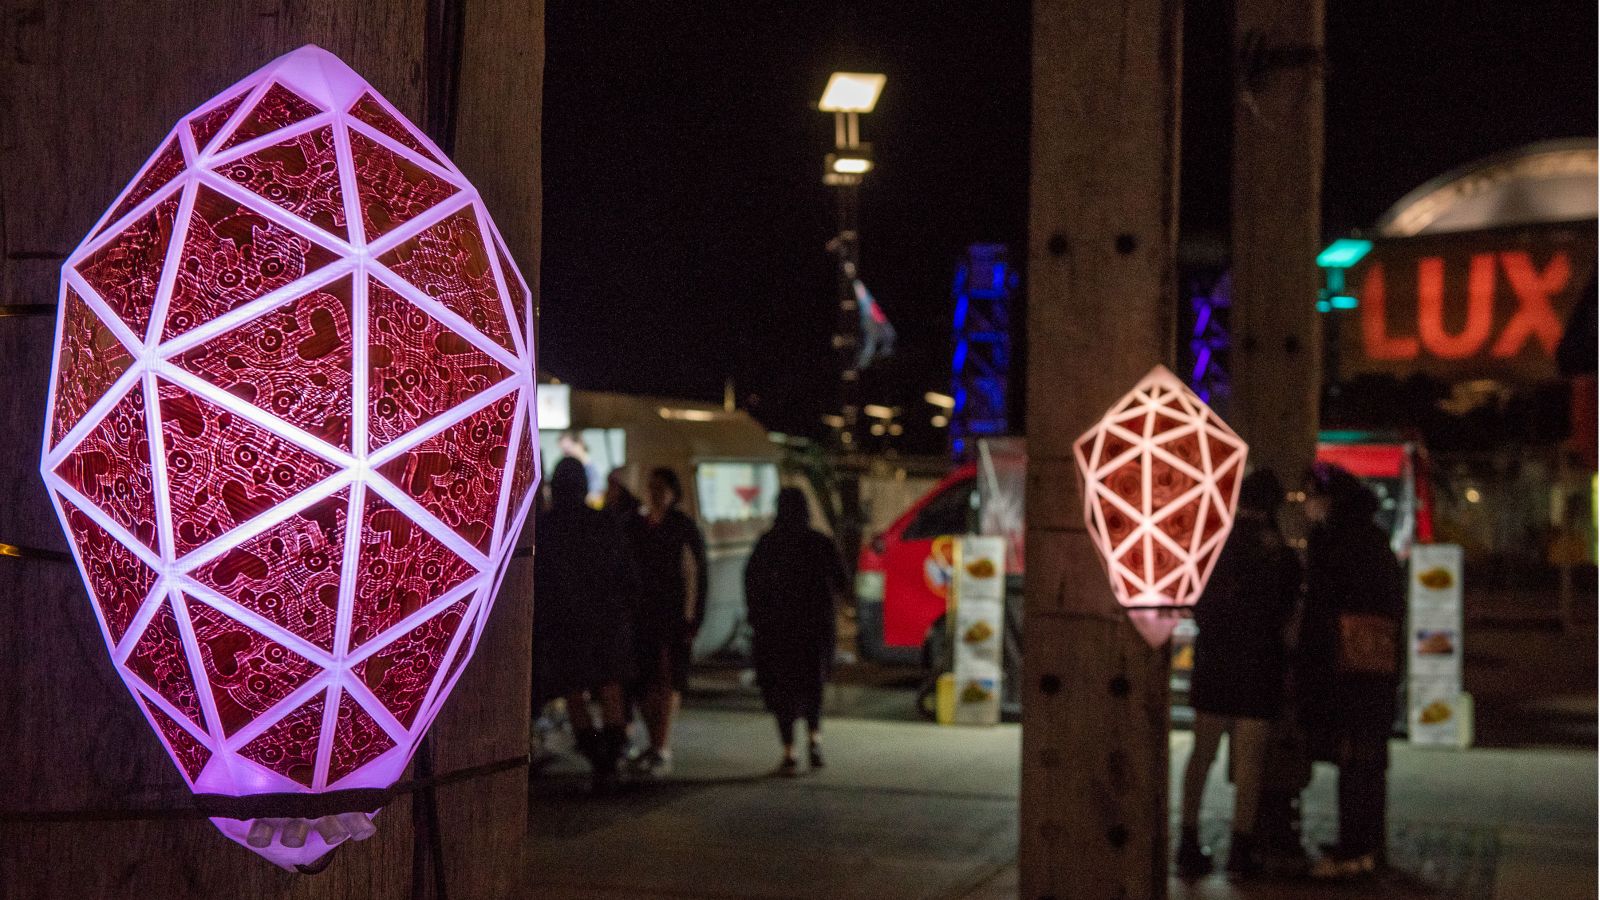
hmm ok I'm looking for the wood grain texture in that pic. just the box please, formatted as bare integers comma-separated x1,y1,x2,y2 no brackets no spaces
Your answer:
0,2,541,897
1229,0,1325,483
1022,1,1181,897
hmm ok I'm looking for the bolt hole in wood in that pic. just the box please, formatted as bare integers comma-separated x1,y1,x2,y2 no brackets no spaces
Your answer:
1108,675,1130,697
1046,233,1068,257
1114,233,1137,255
1038,673,1062,695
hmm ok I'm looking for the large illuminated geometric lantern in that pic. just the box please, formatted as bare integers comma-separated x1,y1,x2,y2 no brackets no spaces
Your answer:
39,46,539,869
1074,366,1246,634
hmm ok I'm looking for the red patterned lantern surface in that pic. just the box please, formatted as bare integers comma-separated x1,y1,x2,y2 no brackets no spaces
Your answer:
1073,366,1246,641
39,46,538,868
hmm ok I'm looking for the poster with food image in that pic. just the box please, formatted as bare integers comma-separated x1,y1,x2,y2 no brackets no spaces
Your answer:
950,536,1007,725
1414,629,1456,655
1410,628,1457,675
1408,676,1463,746
1408,545,1466,746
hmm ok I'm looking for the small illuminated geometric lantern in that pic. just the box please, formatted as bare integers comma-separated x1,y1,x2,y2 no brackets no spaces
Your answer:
1074,366,1246,642
39,46,538,868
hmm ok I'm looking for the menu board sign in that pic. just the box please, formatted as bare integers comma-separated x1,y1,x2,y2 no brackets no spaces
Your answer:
950,536,1006,726
1408,544,1468,747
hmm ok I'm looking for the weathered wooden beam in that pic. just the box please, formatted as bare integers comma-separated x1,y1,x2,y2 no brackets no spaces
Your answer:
1229,0,1326,483
0,3,541,896
1021,1,1182,898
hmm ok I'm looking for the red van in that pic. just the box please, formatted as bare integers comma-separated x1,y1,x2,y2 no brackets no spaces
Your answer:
854,463,981,665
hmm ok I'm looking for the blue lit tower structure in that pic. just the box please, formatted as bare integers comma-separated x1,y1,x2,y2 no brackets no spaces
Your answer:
950,244,1018,458
1186,270,1232,410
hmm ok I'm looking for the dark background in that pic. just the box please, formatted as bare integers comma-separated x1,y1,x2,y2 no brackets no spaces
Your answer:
539,0,1597,453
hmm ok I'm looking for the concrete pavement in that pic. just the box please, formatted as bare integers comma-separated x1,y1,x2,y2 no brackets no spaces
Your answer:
525,706,1595,899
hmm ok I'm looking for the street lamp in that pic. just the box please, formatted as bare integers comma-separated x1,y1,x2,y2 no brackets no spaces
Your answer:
819,71,884,453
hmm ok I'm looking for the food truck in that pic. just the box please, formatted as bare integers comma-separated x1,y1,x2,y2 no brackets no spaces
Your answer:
537,383,783,659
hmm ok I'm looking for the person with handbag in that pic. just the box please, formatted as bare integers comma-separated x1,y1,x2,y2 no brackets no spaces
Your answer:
1297,463,1406,880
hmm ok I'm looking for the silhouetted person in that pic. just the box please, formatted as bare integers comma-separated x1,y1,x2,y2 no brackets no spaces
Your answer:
1177,469,1302,879
1299,464,1405,879
627,467,707,779
533,458,638,792
604,469,641,526
744,487,847,775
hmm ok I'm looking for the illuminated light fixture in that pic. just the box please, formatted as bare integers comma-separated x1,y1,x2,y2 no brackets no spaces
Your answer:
40,45,539,869
863,403,895,420
1073,366,1247,646
658,406,718,422
1464,488,1482,503
931,414,950,428
870,423,887,436
1316,237,1374,269
888,423,904,436
1328,294,1359,310
924,391,955,409
828,153,873,175
820,414,846,429
818,72,886,113
1316,300,1333,313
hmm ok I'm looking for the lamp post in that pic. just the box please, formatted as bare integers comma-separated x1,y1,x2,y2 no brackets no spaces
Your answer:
819,71,884,453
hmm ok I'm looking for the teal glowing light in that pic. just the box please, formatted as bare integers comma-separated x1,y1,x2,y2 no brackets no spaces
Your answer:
1329,294,1359,310
1317,238,1374,269
1316,300,1332,313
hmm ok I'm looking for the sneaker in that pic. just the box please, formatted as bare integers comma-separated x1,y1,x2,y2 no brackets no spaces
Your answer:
631,749,673,780
623,748,652,776
773,757,800,778
808,745,825,770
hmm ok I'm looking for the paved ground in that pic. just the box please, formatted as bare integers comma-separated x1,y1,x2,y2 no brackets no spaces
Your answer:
525,700,1596,899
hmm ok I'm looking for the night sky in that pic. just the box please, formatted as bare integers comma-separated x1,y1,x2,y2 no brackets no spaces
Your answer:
539,1,1596,452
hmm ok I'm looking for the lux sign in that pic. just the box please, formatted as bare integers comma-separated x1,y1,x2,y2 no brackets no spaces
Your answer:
1342,225,1595,383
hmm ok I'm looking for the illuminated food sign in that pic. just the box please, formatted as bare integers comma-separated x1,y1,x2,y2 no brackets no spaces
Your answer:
40,45,538,868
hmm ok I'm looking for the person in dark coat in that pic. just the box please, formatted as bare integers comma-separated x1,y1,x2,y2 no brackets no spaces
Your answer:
533,458,638,790
1176,469,1302,878
627,466,707,779
1298,463,1405,879
744,487,848,775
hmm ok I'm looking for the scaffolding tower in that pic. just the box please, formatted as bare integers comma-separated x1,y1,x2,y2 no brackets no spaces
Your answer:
950,244,1017,459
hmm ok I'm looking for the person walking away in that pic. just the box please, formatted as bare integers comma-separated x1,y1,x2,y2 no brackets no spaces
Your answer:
1298,464,1405,879
532,458,638,792
628,467,707,779
744,488,848,775
1176,469,1302,878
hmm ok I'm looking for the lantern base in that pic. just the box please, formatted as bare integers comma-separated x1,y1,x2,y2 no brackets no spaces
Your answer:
212,810,381,871
1127,608,1181,647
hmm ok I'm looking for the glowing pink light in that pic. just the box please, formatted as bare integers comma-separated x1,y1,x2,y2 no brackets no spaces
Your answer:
1073,366,1246,645
40,45,539,869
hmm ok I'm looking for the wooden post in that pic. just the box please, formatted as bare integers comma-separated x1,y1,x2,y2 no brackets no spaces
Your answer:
1021,1,1181,899
1229,0,1326,483
0,3,541,897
